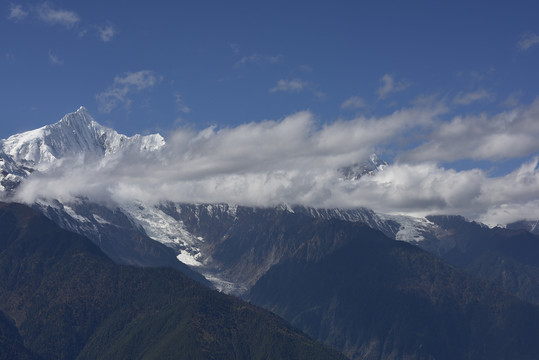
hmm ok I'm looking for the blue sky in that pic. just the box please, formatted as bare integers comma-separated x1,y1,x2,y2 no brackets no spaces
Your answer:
3,1,539,224
3,1,538,135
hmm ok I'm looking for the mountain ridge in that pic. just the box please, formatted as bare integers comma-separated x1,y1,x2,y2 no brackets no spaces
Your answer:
0,201,346,360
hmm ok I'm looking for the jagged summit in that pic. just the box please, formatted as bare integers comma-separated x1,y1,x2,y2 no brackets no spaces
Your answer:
339,153,388,180
58,106,94,127
0,107,165,170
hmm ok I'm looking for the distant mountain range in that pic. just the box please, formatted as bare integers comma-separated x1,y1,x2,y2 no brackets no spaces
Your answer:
2,107,539,359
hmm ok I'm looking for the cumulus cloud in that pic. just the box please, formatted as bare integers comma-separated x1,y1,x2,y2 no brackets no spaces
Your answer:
335,162,487,215
8,3,28,21
476,158,539,224
330,157,539,226
96,70,162,113
518,32,539,51
400,97,539,162
11,99,539,226
377,74,410,99
35,2,80,28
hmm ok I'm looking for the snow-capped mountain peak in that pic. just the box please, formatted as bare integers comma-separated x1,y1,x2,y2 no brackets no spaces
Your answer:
1,107,165,171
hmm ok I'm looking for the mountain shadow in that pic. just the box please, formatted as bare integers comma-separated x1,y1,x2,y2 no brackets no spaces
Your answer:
425,215,539,305
239,213,539,360
0,202,345,360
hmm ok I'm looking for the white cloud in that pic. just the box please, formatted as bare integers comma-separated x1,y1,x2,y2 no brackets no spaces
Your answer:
13,103,442,206
329,157,539,226
96,70,162,113
400,97,539,162
453,89,494,105
477,158,539,225
114,71,160,89
341,96,366,110
16,149,539,226
8,3,28,20
48,50,63,65
11,99,539,226
35,3,80,28
334,162,486,215
97,23,116,42
269,78,307,93
9,3,115,42
377,74,410,99
518,32,539,51
479,200,539,227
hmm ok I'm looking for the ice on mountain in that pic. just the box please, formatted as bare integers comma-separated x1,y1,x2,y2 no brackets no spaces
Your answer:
0,106,165,171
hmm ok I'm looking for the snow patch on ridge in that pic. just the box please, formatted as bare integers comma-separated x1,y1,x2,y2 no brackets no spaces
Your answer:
63,205,91,223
